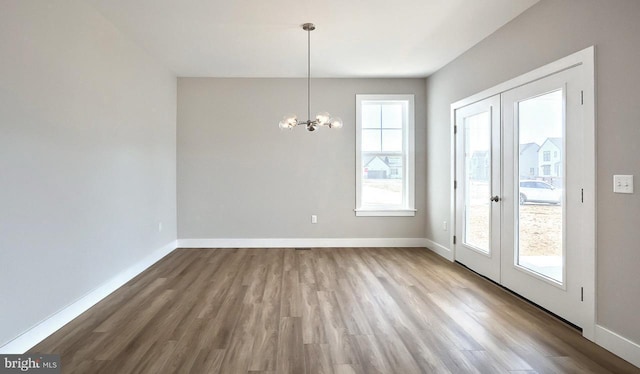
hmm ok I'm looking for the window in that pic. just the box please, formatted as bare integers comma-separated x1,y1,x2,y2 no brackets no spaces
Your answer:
543,165,551,175
355,94,415,216
543,151,551,161
529,167,535,176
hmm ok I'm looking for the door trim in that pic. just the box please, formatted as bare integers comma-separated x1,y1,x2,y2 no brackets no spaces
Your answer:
449,46,595,340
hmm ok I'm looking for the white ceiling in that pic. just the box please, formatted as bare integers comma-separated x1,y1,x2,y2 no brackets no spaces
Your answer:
86,0,538,78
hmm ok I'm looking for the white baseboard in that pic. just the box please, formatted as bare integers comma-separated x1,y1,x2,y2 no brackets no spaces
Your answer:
595,325,640,368
177,237,427,249
424,238,453,261
0,240,177,354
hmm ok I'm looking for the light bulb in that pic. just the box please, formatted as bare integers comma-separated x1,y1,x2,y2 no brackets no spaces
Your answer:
283,114,298,127
279,120,291,129
329,117,343,129
316,112,331,126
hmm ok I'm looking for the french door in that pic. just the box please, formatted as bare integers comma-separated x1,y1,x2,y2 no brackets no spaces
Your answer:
454,95,501,283
454,62,592,329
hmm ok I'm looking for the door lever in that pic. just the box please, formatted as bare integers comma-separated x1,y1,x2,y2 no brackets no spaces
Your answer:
490,195,500,202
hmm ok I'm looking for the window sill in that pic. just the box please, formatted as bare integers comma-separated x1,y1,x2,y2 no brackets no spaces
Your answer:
354,209,416,217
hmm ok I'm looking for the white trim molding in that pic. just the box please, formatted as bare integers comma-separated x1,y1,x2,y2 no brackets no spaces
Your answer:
354,209,416,217
424,238,453,261
450,46,595,110
178,238,427,249
595,325,640,368
0,241,178,354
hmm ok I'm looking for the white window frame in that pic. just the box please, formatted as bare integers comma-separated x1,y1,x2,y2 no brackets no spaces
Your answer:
355,94,416,217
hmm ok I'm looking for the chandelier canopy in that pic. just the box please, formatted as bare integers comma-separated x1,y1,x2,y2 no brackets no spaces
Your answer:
279,23,343,132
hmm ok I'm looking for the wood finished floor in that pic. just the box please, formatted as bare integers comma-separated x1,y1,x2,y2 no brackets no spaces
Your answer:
30,247,639,374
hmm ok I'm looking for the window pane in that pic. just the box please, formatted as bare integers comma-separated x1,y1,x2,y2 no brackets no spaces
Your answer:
463,111,491,253
362,104,381,128
381,104,403,128
518,89,563,283
362,154,403,206
362,129,381,152
381,129,402,152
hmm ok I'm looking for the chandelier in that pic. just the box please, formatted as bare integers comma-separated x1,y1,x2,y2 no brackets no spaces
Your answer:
279,23,343,132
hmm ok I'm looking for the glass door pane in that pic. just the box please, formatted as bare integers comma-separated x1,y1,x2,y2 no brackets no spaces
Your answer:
464,112,491,253
517,89,564,283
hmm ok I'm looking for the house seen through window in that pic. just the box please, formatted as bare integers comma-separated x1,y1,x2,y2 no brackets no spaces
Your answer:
355,95,415,216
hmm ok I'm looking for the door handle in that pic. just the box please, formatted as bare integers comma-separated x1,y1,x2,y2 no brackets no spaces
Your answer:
490,195,500,202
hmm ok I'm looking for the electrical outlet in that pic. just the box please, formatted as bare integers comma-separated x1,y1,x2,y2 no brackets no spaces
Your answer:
158,222,163,232
311,215,318,224
443,221,447,231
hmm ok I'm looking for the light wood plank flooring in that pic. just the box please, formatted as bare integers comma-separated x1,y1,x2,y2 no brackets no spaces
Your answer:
30,247,639,373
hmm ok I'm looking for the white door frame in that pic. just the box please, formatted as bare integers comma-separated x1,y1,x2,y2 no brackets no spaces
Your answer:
449,46,596,340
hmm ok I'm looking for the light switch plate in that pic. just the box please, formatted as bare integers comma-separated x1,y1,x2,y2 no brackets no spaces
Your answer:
613,175,634,194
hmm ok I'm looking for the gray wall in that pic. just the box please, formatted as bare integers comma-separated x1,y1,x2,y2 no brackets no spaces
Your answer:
0,0,177,346
425,0,640,343
178,78,425,239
